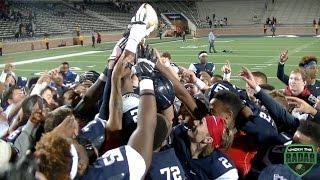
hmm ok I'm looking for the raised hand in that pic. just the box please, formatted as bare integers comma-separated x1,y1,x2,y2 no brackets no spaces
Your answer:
221,60,231,74
28,108,44,124
125,3,158,54
286,96,317,115
112,58,130,79
238,66,258,90
52,115,79,139
279,50,288,63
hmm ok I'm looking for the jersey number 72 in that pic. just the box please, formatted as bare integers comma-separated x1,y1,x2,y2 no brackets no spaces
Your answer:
160,166,182,180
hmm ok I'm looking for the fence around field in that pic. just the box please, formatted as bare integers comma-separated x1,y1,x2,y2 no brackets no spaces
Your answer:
1,26,318,54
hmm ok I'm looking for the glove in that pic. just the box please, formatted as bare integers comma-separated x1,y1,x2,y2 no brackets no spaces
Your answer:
108,36,129,61
131,58,156,80
125,3,157,54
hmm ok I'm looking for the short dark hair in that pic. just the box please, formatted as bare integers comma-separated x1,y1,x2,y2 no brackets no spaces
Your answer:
260,84,275,91
40,86,54,97
212,74,223,81
161,52,171,60
198,51,207,58
2,86,20,104
62,89,81,108
44,106,73,133
252,71,267,84
297,120,320,146
213,90,244,120
153,113,169,151
298,56,318,67
61,62,69,66
21,95,43,116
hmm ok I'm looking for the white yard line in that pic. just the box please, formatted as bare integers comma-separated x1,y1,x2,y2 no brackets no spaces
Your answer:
0,51,103,68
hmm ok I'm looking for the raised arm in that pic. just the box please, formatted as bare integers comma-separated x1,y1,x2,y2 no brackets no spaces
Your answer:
277,50,289,85
156,59,204,120
106,59,129,133
239,67,300,132
127,77,157,171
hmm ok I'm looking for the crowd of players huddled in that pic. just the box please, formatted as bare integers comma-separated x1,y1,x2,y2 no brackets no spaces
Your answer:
0,3,320,180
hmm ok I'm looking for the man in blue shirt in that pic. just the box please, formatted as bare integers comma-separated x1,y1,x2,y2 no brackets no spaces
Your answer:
60,62,79,86
188,51,215,77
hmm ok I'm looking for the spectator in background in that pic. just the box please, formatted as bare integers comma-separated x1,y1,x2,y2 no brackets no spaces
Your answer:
44,36,49,50
96,32,101,44
182,30,186,42
313,19,317,27
91,32,95,48
76,25,80,37
79,34,84,46
271,24,276,37
0,39,2,56
264,24,267,34
315,23,318,35
59,62,79,86
159,27,163,40
208,30,217,53
209,19,212,28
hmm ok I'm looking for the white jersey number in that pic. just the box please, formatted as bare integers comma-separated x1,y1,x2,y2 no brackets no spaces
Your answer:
130,109,139,123
160,166,182,180
218,157,233,169
102,148,124,166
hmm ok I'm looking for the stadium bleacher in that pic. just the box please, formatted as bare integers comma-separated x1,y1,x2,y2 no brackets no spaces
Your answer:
1,0,319,40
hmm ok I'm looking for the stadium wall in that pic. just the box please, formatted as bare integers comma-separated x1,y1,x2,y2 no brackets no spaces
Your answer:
2,33,123,54
2,26,316,54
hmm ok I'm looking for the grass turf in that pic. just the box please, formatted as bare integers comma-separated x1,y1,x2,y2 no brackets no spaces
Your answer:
1,36,319,89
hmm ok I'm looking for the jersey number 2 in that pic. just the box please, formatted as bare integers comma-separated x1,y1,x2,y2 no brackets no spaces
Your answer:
218,157,232,168
130,109,138,123
160,166,182,180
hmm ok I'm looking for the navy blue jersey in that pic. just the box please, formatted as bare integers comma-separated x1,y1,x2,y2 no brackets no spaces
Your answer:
306,80,320,98
81,145,146,180
208,81,249,103
168,124,238,179
258,164,300,180
237,109,278,146
62,70,78,85
121,93,139,143
146,148,187,180
80,116,106,149
6,126,22,143
188,62,215,77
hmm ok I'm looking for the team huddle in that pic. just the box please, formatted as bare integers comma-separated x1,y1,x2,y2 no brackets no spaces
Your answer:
0,3,320,180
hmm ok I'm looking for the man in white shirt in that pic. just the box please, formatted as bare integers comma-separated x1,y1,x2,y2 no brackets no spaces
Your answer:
208,30,217,53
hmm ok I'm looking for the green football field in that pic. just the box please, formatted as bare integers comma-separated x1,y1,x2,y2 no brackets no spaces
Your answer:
1,36,320,89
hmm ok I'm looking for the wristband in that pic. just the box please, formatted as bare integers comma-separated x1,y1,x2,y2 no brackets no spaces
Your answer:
140,92,155,96
98,73,107,82
254,85,261,93
139,79,154,91
125,39,139,54
223,72,231,80
195,78,206,89
164,61,170,67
